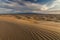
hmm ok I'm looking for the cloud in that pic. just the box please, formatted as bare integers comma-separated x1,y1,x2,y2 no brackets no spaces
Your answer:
0,0,60,13
48,0,60,11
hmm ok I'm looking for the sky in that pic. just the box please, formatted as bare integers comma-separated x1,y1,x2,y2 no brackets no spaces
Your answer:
0,0,60,13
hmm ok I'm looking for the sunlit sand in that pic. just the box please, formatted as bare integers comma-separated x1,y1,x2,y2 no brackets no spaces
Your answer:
0,15,60,40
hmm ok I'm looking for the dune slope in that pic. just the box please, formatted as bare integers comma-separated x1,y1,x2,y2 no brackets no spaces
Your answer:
0,15,60,40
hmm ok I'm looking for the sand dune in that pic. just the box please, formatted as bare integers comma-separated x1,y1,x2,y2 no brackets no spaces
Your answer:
0,15,60,40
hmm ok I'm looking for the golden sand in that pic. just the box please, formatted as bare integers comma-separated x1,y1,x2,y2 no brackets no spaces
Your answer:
0,15,60,40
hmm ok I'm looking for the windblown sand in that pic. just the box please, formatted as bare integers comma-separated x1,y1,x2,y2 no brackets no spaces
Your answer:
0,15,60,40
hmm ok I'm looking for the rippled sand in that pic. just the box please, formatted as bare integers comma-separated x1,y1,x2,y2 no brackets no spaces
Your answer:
0,15,60,40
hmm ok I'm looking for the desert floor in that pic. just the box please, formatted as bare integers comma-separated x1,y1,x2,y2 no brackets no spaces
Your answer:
0,15,60,40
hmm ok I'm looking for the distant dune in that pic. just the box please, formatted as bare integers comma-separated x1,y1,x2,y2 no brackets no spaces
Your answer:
1,14,60,22
0,14,60,40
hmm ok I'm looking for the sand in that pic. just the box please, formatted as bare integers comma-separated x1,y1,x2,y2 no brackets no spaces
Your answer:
0,15,60,40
